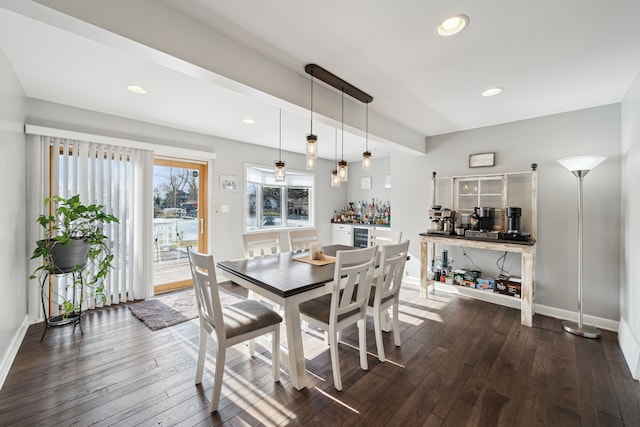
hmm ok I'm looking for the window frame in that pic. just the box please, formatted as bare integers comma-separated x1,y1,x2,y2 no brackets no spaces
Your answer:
244,164,314,231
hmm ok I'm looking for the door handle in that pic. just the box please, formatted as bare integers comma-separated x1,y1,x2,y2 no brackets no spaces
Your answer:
200,218,204,234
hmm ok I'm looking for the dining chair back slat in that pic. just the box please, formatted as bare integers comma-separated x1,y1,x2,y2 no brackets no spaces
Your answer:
242,232,282,258
368,228,402,246
287,229,318,253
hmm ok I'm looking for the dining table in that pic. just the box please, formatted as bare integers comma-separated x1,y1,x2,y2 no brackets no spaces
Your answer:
217,244,353,390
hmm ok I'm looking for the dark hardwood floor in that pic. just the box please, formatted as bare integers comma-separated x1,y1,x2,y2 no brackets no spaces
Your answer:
1,282,639,426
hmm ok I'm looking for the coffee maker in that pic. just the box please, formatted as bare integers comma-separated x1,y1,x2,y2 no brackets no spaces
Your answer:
478,207,493,232
507,206,521,233
499,206,531,241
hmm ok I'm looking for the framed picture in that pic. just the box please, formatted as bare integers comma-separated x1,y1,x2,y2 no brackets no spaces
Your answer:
384,175,392,189
469,152,495,168
360,176,372,190
219,174,238,192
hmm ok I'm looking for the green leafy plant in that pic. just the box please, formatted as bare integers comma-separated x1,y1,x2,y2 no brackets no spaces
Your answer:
30,195,119,315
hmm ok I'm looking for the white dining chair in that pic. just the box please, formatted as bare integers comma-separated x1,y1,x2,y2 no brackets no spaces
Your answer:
367,240,410,362
242,231,283,352
287,229,318,253
242,231,282,258
368,228,403,246
187,247,282,412
299,245,377,391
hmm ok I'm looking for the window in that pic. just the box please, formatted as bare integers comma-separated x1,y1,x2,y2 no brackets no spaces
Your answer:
245,165,314,230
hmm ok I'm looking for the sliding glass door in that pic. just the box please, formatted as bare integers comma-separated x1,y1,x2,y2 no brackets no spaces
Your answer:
153,158,207,293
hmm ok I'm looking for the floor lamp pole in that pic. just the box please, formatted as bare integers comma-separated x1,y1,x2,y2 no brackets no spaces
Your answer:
559,162,603,339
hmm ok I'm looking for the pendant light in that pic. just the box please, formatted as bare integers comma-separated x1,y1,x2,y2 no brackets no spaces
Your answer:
274,109,285,182
338,91,348,182
331,128,341,187
306,75,317,170
362,102,372,171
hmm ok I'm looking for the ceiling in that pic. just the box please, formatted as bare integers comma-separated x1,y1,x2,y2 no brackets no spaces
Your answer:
2,1,640,162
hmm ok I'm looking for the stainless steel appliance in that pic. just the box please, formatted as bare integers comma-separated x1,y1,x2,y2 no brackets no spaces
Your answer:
428,206,455,235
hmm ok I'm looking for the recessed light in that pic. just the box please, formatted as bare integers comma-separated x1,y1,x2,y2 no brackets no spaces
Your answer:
242,118,255,124
437,14,469,36
482,87,503,97
126,85,147,95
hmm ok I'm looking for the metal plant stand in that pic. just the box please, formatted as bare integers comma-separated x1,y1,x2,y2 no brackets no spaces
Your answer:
40,270,84,342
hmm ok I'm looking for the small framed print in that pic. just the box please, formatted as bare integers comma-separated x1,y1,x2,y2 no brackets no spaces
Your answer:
384,175,391,189
360,176,372,190
219,174,238,192
469,152,495,168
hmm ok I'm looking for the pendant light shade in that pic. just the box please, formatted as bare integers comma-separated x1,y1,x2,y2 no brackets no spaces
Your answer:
306,155,316,170
331,169,341,187
338,160,348,182
274,109,285,182
306,75,317,170
362,151,372,171
331,128,340,187
362,103,372,171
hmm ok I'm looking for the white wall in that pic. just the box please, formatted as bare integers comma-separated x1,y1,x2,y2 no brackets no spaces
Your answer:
392,105,621,324
346,156,391,208
0,46,27,388
620,71,640,379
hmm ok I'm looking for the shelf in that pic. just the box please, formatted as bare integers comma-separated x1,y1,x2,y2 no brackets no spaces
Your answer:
429,281,522,310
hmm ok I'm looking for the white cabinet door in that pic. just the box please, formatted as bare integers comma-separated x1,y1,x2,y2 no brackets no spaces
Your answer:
331,224,353,245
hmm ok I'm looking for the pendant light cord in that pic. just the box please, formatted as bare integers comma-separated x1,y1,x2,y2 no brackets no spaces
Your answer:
279,109,282,160
341,91,344,160
310,76,314,135
365,103,369,151
335,128,338,166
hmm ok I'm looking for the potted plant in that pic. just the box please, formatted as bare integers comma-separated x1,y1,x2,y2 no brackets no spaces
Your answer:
30,194,119,317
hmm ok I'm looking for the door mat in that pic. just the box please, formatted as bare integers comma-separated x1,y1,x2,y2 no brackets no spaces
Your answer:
128,281,245,331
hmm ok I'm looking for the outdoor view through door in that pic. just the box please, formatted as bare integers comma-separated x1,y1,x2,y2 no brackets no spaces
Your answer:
153,159,207,293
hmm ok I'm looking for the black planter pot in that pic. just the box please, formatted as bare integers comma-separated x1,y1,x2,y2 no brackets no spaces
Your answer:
39,238,90,274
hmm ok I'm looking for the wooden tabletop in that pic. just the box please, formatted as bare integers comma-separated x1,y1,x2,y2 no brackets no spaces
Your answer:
217,244,352,299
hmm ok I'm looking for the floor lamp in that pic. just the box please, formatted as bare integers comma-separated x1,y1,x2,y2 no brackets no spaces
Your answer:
557,155,606,339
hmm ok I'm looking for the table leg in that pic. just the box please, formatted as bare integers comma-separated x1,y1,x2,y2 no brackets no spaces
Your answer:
284,303,306,390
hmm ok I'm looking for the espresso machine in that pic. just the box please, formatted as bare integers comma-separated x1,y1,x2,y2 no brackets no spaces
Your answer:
428,206,455,235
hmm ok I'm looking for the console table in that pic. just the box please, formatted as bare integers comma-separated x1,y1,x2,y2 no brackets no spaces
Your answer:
420,233,536,327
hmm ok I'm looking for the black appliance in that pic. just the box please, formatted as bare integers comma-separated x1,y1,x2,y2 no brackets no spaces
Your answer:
478,207,493,232
507,206,522,233
353,227,369,248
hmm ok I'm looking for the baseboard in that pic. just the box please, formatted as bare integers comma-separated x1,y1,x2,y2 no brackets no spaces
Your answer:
404,274,619,331
0,315,30,390
534,304,619,332
618,316,640,380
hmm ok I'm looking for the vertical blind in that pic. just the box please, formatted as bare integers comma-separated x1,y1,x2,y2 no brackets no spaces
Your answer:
44,137,153,315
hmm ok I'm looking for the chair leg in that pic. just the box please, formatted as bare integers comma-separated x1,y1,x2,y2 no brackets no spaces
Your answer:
358,317,369,370
392,301,401,347
209,344,226,413
195,326,208,384
373,309,386,362
328,326,342,391
272,326,281,382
